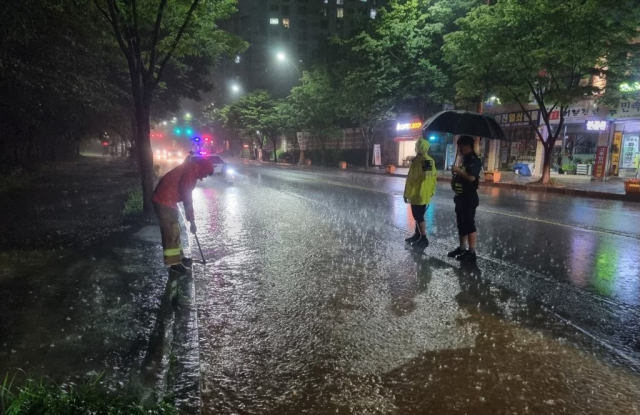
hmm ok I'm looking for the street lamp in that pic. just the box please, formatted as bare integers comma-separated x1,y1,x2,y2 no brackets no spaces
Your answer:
184,112,192,120
231,84,240,93
275,52,300,75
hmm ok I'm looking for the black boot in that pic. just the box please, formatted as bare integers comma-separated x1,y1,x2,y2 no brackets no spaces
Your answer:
181,257,193,268
405,232,420,244
412,236,429,249
170,263,189,274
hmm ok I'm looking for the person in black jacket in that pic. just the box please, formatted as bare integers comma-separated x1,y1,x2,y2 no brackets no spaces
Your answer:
448,135,482,262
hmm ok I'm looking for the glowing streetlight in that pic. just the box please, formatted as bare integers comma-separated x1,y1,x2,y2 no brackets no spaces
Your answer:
162,121,168,126
184,112,192,120
231,84,240,93
276,52,300,75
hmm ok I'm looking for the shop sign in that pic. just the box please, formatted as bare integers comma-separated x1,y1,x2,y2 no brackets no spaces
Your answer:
611,132,623,175
607,96,640,120
621,135,639,169
493,110,540,127
396,121,422,131
549,102,604,124
586,120,608,131
593,146,608,179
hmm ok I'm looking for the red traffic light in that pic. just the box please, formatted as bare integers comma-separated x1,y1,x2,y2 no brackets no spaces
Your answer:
101,141,109,147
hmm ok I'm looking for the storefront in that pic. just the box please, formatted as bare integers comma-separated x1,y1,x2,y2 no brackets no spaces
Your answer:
393,119,423,167
608,97,640,177
393,119,453,170
548,100,610,172
489,110,541,170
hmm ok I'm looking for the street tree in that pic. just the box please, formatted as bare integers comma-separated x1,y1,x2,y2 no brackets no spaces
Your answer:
0,0,127,167
340,0,481,117
93,0,246,214
444,0,640,184
289,68,343,166
232,91,283,162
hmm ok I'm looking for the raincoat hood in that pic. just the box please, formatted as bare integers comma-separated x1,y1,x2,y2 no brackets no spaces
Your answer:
194,158,214,178
415,138,431,155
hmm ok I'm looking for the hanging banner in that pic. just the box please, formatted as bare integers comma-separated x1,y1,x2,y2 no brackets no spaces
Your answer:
611,132,623,175
372,144,382,166
593,146,608,179
621,135,639,169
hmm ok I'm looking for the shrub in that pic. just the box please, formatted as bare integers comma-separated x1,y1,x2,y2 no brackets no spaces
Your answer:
1,373,179,415
123,189,144,217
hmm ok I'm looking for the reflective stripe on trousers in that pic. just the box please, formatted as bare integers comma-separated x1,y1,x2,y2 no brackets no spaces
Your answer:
153,202,184,266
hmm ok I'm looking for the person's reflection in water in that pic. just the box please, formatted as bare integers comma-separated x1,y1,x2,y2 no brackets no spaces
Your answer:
455,261,504,317
388,251,439,317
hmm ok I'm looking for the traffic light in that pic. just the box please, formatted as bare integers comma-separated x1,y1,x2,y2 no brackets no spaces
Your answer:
185,128,193,136
174,128,182,135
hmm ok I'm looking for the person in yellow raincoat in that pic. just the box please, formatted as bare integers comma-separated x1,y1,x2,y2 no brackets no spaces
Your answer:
403,137,438,250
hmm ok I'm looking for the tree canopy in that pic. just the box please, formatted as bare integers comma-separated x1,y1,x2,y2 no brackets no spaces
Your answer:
444,0,640,182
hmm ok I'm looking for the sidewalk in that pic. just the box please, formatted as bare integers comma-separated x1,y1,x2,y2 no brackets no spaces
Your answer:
0,157,200,413
229,157,640,202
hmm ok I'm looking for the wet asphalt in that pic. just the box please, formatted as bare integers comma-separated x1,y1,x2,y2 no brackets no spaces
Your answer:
190,164,640,414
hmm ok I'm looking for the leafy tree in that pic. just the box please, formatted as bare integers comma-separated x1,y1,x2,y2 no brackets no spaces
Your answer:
289,68,343,166
232,91,283,162
93,0,246,214
0,0,126,167
339,0,481,117
444,0,640,184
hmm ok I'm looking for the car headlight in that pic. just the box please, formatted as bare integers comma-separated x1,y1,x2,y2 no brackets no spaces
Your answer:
226,168,235,175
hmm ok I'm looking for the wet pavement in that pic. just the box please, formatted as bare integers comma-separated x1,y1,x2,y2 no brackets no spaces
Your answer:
192,164,640,414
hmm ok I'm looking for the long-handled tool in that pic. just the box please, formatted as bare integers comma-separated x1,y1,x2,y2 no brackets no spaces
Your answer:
194,232,206,264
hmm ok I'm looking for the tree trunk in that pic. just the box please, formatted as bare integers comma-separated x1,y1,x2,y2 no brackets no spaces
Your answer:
365,146,370,170
298,149,305,165
541,144,553,184
133,96,155,216
272,139,277,162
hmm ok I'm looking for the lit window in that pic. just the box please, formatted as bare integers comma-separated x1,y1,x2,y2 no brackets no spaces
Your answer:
337,0,344,4
270,18,279,25
283,18,290,28
370,8,377,19
337,7,344,18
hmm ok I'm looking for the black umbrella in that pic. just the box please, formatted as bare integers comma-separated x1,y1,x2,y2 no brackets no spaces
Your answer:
421,110,507,141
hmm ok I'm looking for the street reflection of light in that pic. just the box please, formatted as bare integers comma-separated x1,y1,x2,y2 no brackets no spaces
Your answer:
569,233,595,287
224,189,243,239
593,245,618,297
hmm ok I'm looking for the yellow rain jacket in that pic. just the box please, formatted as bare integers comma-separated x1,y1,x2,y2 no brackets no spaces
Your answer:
403,138,437,205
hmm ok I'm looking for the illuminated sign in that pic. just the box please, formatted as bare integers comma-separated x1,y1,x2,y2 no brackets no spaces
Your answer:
396,121,422,131
586,120,608,131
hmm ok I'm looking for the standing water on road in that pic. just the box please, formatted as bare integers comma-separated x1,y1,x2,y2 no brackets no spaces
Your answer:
190,166,640,414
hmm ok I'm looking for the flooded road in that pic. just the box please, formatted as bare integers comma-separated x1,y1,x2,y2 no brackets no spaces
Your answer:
191,164,640,414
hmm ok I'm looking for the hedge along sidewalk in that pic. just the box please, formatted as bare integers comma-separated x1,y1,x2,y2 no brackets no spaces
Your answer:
228,156,640,203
